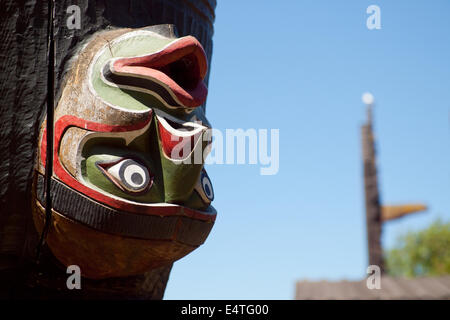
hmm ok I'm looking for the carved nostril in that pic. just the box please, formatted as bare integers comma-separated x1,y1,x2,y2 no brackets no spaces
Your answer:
165,53,200,91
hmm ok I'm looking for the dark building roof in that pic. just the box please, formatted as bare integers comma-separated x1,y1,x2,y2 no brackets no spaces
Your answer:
295,276,450,300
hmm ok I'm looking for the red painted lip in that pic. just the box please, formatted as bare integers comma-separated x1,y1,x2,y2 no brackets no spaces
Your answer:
112,36,208,108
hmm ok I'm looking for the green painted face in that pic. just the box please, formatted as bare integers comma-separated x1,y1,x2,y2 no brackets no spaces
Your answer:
82,138,164,204
80,112,211,210
71,26,214,210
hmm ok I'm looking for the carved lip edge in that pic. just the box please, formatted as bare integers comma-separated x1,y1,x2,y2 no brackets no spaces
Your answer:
110,36,208,108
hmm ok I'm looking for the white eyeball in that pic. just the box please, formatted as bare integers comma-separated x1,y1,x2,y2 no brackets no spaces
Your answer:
107,159,151,193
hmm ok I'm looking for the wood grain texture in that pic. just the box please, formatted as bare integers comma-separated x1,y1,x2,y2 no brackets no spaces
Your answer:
0,0,216,299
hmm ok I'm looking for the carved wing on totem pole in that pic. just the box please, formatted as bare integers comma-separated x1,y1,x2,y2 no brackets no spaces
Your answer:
33,25,216,279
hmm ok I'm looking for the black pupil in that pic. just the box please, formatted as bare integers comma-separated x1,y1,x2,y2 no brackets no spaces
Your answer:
131,172,143,185
204,182,211,196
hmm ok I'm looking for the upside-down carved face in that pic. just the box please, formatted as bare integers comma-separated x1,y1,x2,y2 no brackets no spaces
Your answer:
33,25,216,279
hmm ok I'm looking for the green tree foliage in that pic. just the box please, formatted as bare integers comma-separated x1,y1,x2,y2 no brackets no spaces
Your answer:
386,219,450,277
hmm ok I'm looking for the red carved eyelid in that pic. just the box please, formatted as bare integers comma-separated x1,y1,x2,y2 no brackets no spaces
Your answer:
96,162,127,192
40,113,152,167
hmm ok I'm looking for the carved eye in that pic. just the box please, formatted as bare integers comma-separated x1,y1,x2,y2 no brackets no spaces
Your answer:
100,159,152,193
195,169,214,203
201,172,214,201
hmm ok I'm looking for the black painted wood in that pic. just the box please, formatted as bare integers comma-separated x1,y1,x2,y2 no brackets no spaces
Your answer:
0,0,216,299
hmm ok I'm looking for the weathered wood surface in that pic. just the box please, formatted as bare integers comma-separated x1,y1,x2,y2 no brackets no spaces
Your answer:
0,0,216,299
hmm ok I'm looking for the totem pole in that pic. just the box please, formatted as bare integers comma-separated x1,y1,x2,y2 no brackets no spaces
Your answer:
0,1,217,299
361,93,426,273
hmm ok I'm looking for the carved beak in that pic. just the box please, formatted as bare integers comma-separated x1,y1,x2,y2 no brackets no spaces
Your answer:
108,36,208,108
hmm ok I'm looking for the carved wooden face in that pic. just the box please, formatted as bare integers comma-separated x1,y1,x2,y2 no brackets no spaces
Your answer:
33,26,216,279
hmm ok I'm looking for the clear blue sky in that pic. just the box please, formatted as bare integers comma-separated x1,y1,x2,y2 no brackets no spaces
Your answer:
165,0,450,299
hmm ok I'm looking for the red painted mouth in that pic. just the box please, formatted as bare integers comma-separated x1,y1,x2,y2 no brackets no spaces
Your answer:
112,36,208,108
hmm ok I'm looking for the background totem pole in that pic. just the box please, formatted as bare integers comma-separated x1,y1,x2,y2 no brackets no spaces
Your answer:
0,0,217,299
361,93,427,273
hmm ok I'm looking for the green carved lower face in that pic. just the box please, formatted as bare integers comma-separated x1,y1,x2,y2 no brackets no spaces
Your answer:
80,112,212,211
